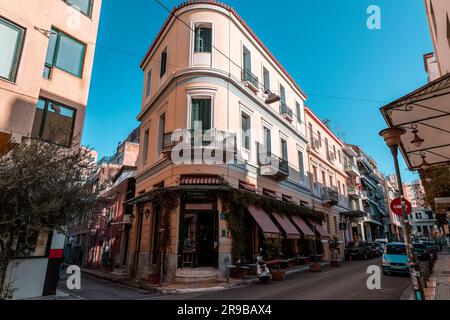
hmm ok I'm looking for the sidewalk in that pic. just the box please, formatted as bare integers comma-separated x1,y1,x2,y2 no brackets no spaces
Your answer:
401,246,450,300
81,262,330,295
423,246,450,300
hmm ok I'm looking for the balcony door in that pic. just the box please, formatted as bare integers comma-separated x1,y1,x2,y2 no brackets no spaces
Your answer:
243,46,251,79
191,98,211,131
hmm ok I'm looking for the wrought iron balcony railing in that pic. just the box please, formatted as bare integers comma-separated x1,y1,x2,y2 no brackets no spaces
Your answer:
241,69,259,89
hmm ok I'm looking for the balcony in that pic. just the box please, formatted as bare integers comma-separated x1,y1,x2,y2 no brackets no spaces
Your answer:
241,70,259,93
347,186,362,198
313,182,322,198
280,103,293,122
322,187,339,206
257,143,290,181
344,160,360,177
162,129,236,162
338,194,350,209
326,150,337,163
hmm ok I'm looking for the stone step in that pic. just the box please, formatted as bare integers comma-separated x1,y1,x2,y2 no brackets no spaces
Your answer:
175,268,218,283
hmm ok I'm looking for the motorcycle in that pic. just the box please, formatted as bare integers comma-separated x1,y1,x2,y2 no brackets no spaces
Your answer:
256,248,271,283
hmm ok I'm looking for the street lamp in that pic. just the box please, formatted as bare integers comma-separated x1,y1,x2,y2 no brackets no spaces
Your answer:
379,127,425,300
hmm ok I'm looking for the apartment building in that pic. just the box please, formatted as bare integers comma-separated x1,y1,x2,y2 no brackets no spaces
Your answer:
0,0,101,153
349,145,388,242
304,107,351,257
0,0,101,299
408,208,437,239
127,0,333,282
403,179,426,209
384,174,402,241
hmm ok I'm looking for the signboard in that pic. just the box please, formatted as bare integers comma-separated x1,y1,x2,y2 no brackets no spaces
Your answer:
339,223,347,231
390,197,412,216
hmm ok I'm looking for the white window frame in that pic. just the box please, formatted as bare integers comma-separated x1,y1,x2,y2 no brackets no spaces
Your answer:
189,20,215,67
186,87,217,130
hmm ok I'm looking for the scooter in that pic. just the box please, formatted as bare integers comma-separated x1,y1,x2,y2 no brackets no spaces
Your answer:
256,248,271,283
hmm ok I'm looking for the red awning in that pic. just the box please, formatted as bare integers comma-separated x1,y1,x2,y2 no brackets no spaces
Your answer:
247,205,281,238
309,220,329,238
179,176,223,185
239,180,257,193
291,215,315,238
272,212,301,239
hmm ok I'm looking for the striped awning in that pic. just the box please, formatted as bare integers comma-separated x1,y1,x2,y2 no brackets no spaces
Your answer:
272,212,301,239
239,180,257,193
309,220,330,238
291,215,316,238
247,205,281,238
179,176,224,185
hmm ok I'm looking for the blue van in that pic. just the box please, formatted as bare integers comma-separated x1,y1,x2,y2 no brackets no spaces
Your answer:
381,242,409,275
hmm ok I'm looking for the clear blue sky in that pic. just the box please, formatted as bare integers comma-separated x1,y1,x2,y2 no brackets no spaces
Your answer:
82,0,433,182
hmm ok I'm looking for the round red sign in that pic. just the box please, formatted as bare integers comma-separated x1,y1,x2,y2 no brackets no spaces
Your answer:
390,197,412,216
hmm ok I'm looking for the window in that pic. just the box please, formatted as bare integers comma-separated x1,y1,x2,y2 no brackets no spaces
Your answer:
326,215,331,234
0,18,25,82
333,145,337,158
338,150,341,163
158,113,165,153
263,126,271,155
329,175,333,188
263,67,270,93
191,98,211,131
295,102,301,124
317,131,322,147
31,97,76,147
241,113,251,150
280,84,286,107
309,123,313,145
417,225,422,233
281,138,288,161
160,47,167,77
142,129,149,163
64,0,93,17
298,151,304,179
322,171,327,187
44,28,86,78
243,45,251,74
333,216,338,235
338,183,341,194
146,70,152,97
194,25,212,52
313,166,318,182
325,138,329,156
416,212,422,219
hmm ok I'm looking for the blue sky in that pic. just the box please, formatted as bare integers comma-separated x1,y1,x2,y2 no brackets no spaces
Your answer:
82,0,433,182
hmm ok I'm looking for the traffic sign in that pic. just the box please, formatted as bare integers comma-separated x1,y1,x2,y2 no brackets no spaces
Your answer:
390,197,412,216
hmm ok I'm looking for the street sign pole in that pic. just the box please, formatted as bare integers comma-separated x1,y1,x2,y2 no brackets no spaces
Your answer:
390,146,425,301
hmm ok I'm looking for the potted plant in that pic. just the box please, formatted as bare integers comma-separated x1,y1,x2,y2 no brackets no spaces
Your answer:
309,237,321,272
329,236,341,267
264,238,285,280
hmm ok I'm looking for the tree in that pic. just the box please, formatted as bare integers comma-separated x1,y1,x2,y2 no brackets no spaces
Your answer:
0,139,105,298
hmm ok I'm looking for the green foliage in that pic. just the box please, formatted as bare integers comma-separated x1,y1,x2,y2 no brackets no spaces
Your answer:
264,237,282,260
421,166,450,210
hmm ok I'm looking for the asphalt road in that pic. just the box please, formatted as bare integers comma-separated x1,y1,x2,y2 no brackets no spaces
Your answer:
58,258,410,300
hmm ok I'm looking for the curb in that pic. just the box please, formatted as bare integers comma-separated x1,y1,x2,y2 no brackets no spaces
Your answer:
156,262,330,294
400,284,414,300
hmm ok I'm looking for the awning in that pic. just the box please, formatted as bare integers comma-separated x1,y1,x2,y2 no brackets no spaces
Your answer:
309,220,329,237
291,215,315,238
380,72,450,170
272,212,301,239
239,180,257,193
179,175,224,185
341,210,367,219
282,195,296,204
262,189,280,200
247,205,281,238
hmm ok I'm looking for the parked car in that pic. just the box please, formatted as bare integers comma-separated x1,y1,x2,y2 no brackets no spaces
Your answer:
382,242,409,275
413,243,431,262
345,241,372,260
420,240,438,261
367,242,383,257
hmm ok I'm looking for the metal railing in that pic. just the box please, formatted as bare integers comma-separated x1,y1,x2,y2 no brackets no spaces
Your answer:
241,69,259,88
280,103,293,119
257,143,289,176
163,129,236,151
322,187,339,203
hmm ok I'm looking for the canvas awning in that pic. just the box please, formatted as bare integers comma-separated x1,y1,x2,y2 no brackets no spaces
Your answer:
272,212,301,239
309,220,329,238
239,180,257,193
291,215,316,238
247,205,281,238
179,175,224,185
381,72,450,170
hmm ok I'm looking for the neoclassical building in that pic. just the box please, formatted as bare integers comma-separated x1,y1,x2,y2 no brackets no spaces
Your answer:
127,0,347,282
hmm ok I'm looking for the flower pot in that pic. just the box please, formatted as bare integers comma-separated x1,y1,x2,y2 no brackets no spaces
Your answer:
271,270,285,281
330,260,340,267
309,263,321,272
148,273,160,284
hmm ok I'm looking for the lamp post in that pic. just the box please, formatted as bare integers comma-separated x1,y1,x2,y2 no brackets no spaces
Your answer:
379,127,425,300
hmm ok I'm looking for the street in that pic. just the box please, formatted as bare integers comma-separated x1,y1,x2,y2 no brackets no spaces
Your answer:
58,258,410,300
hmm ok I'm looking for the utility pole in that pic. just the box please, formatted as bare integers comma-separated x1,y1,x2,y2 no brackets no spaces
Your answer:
380,128,425,300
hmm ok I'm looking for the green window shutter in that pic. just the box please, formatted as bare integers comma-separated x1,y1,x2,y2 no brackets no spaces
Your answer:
191,99,211,131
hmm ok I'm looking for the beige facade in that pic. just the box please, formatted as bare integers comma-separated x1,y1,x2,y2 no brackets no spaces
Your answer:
0,0,101,151
304,107,350,257
424,0,450,77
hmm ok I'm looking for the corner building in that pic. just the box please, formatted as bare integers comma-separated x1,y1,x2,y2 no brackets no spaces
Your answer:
129,0,331,282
